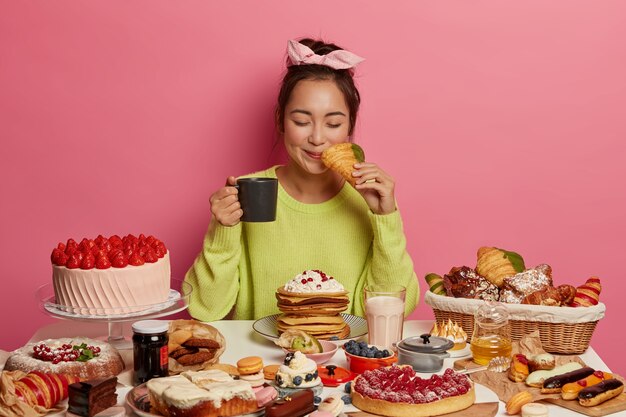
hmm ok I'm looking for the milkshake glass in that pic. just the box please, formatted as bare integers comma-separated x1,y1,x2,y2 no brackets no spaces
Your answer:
364,284,406,349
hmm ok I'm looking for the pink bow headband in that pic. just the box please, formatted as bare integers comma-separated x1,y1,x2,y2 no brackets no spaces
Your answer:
287,39,365,70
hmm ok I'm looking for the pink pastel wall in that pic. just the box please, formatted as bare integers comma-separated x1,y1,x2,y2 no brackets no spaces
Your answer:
1,1,625,375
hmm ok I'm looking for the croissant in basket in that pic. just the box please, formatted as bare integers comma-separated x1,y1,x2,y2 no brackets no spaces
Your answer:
475,247,526,288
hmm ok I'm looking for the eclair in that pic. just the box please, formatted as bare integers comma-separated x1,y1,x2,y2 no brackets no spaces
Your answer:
578,379,624,407
525,362,582,388
561,370,613,400
508,354,530,383
541,367,595,394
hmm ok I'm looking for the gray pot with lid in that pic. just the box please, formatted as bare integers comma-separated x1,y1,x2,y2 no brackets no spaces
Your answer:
394,333,453,373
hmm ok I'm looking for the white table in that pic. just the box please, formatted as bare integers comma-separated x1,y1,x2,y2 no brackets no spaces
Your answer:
23,320,625,417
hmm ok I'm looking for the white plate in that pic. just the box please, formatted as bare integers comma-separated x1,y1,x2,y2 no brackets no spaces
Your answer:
125,383,265,416
448,345,472,358
43,289,181,319
252,313,368,343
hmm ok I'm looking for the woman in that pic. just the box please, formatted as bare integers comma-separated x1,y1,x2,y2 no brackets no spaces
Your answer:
185,38,418,322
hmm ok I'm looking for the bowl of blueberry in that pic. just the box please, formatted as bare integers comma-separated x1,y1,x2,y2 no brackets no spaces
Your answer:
342,340,397,373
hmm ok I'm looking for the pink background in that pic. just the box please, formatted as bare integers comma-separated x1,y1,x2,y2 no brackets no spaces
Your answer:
1,2,625,375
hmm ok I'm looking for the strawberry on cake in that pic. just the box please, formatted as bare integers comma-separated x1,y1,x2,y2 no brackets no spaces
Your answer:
276,270,350,339
50,234,170,315
351,366,475,417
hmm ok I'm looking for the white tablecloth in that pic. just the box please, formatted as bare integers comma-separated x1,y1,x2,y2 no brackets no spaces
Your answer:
19,319,625,417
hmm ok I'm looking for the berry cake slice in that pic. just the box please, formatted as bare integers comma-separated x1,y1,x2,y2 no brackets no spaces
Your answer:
351,366,475,417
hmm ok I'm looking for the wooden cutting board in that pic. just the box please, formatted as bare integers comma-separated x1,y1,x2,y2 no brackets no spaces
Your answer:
543,393,626,417
345,402,499,417
454,358,626,417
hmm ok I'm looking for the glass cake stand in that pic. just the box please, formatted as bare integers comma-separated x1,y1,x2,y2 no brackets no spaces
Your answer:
36,279,192,349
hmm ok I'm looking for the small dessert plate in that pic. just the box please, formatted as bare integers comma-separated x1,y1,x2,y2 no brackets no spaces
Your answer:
282,340,339,364
448,345,471,358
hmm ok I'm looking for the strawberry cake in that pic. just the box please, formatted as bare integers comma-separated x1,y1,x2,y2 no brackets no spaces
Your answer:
351,366,475,417
50,234,170,315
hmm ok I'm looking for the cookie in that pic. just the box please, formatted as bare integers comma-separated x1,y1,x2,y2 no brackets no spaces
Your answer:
169,346,199,359
237,356,264,375
204,363,240,376
263,364,280,380
175,350,216,366
182,338,221,349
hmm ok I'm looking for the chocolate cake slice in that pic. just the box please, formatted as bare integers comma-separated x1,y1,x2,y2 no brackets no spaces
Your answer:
68,376,118,417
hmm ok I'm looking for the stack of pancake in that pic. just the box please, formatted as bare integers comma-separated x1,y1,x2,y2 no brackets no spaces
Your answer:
276,270,350,340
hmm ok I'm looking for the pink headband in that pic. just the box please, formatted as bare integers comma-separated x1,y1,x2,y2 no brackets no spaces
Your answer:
287,39,365,70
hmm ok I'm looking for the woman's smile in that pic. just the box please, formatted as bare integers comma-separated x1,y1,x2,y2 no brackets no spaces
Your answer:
304,150,323,159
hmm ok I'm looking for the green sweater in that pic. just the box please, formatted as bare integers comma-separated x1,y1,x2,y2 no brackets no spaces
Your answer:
185,166,419,321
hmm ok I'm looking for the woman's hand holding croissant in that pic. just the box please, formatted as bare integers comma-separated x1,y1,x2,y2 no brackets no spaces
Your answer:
352,162,396,215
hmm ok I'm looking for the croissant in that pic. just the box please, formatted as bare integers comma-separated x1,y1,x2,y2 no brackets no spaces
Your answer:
475,247,526,288
521,286,562,306
570,277,602,307
556,284,576,305
321,142,365,186
14,371,80,409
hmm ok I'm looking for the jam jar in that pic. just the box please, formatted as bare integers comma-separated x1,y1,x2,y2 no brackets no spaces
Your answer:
133,320,169,385
470,302,512,365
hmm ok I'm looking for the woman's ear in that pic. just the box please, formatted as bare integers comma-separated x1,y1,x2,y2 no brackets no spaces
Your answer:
275,109,283,134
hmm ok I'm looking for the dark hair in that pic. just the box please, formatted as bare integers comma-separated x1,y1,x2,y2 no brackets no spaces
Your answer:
276,38,361,136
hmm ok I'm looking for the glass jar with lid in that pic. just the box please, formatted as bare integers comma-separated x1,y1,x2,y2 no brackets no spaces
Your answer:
470,302,512,365
132,320,169,385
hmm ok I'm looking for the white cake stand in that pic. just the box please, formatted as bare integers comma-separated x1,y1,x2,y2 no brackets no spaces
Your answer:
36,279,192,349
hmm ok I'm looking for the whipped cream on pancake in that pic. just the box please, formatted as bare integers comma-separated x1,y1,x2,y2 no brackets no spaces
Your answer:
284,270,345,293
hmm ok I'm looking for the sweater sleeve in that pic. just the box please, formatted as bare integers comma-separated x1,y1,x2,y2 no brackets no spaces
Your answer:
352,209,419,317
184,218,243,321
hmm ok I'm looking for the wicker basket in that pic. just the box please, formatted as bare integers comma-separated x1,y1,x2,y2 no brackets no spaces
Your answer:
424,291,605,354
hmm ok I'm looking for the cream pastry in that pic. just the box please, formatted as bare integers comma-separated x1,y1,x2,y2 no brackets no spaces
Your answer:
430,319,467,350
274,352,321,389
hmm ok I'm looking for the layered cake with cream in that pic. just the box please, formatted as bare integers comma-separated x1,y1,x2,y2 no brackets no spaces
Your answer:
51,234,170,315
276,270,350,339
146,370,258,417
274,352,321,389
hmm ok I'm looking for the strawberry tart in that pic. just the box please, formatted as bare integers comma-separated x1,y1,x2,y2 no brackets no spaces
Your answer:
351,366,475,417
50,234,170,315
4,337,125,381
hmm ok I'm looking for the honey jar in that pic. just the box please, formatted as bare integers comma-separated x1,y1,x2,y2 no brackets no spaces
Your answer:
470,302,512,365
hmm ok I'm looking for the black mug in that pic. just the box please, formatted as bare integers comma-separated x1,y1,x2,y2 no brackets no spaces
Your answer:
236,178,278,222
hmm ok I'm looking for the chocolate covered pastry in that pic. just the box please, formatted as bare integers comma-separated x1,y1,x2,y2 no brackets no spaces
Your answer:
556,284,576,305
443,266,499,301
499,264,553,304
